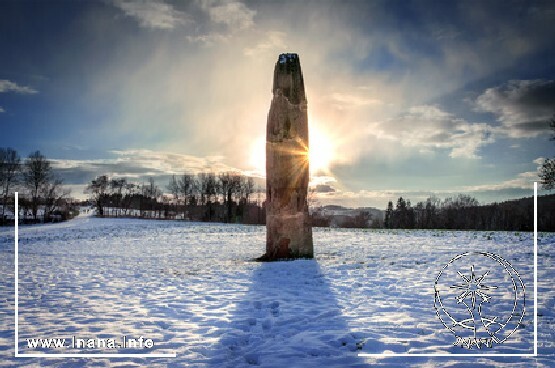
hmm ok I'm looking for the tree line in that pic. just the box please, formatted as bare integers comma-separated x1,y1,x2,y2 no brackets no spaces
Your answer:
86,172,264,224
384,193,554,231
0,147,72,225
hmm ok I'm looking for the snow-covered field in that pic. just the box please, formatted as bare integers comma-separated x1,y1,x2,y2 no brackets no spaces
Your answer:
1,215,554,367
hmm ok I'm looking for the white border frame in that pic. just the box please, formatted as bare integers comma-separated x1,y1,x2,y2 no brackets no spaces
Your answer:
14,192,176,358
13,183,539,359
358,182,539,358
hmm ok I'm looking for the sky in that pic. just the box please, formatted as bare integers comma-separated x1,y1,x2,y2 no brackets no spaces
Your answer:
1,0,554,208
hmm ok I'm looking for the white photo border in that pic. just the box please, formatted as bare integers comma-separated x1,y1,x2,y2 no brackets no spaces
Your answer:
13,183,539,358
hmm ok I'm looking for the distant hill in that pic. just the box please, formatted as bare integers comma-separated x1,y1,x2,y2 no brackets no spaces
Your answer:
311,206,384,228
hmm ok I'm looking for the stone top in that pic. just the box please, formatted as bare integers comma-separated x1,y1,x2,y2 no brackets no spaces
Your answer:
278,53,299,64
273,53,305,105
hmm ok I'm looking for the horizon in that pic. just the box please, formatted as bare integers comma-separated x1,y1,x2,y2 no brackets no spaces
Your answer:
2,0,555,208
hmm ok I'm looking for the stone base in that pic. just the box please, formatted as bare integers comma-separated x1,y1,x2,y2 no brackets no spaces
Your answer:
264,212,313,260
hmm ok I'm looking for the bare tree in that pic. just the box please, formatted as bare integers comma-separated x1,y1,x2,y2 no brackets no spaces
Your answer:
167,175,180,203
42,179,70,221
244,176,254,203
196,172,218,220
108,178,126,216
197,172,208,206
120,181,136,215
207,172,218,204
86,175,109,216
230,173,242,203
111,178,126,200
22,151,52,221
144,177,160,200
179,173,196,206
0,147,20,224
450,194,479,209
218,172,242,222
218,172,231,204
142,177,161,217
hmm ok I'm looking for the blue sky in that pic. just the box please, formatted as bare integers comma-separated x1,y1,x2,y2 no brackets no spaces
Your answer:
1,0,554,207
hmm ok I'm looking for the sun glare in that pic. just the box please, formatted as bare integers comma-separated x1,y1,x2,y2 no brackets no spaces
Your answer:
249,136,266,174
308,125,334,174
249,121,334,176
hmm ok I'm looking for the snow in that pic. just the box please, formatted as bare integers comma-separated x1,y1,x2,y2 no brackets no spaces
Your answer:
1,216,554,367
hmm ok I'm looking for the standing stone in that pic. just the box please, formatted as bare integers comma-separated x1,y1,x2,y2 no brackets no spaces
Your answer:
263,53,313,260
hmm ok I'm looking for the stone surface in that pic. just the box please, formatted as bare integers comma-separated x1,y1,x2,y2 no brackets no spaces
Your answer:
264,53,313,260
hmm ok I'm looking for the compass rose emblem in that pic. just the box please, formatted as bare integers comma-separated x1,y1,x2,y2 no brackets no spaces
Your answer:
434,252,525,349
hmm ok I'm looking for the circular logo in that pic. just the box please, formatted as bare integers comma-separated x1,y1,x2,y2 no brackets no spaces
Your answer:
434,252,525,349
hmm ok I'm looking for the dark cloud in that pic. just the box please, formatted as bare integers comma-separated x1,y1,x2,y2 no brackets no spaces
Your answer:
475,79,555,138
314,184,336,193
512,120,553,132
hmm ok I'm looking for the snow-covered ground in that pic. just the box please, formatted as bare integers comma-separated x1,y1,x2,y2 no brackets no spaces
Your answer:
0,216,554,367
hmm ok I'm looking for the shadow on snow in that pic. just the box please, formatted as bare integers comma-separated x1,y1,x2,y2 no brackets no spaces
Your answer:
207,259,368,368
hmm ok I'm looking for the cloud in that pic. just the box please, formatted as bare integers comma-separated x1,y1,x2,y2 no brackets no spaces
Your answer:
330,92,383,109
313,184,335,193
451,158,543,192
0,79,37,94
203,0,256,30
0,106,4,113
475,79,555,138
32,0,553,207
459,171,539,192
81,1,553,177
112,0,190,29
310,175,336,184
52,149,270,199
313,162,543,208
185,33,228,44
371,105,495,159
51,149,244,184
243,31,286,56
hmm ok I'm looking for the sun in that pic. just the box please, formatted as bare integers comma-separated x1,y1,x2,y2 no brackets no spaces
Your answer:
248,122,334,176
